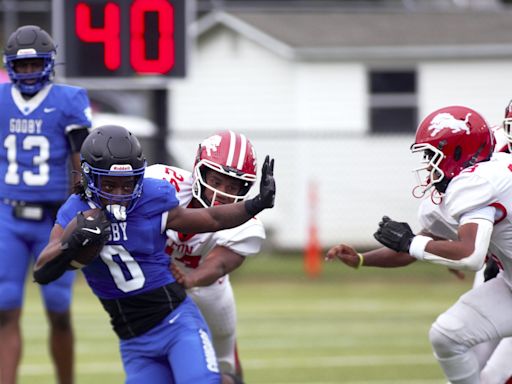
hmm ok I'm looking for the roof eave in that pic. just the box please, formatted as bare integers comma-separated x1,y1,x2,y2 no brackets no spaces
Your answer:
193,11,296,59
295,44,512,61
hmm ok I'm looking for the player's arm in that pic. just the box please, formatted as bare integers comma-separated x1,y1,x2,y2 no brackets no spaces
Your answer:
166,156,275,233
33,211,111,284
374,212,493,271
33,224,71,284
67,127,90,185
325,243,416,269
172,246,244,288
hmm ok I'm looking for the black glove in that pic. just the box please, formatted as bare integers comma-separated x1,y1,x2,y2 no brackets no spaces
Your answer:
65,210,111,250
483,256,499,282
34,210,111,285
373,216,415,253
245,155,276,216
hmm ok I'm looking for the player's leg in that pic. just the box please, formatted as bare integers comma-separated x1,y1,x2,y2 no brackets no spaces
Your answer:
190,277,239,375
469,267,500,371
168,298,221,383
119,297,221,383
122,352,174,384
37,222,76,384
0,308,22,384
429,277,512,384
119,320,175,384
480,338,512,384
0,205,31,384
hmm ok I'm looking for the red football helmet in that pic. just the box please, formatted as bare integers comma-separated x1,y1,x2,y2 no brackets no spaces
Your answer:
411,105,494,195
502,99,512,152
192,130,257,207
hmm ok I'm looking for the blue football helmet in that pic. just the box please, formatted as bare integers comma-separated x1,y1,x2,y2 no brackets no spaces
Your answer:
80,125,146,218
3,25,56,95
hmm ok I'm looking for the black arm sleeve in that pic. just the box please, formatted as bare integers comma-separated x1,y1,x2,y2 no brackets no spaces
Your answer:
33,246,73,285
67,127,90,152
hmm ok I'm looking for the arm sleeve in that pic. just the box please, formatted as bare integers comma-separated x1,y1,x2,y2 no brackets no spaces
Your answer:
33,247,73,284
67,127,90,152
422,217,493,271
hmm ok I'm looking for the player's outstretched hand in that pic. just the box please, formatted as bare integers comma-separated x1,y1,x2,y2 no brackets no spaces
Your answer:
245,156,276,216
373,215,415,253
325,244,361,269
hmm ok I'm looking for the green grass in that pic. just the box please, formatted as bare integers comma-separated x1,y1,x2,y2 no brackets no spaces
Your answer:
19,253,473,384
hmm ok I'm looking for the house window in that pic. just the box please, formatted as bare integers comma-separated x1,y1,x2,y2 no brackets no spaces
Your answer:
369,70,417,133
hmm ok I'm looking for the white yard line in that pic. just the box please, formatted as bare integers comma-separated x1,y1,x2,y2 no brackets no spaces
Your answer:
20,353,436,375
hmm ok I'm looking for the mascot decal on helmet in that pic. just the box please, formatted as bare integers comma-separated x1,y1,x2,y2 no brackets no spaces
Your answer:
427,112,471,137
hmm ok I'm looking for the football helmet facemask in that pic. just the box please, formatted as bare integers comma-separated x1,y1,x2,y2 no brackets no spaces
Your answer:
412,105,494,195
193,130,257,207
80,125,146,219
502,99,512,152
3,25,56,95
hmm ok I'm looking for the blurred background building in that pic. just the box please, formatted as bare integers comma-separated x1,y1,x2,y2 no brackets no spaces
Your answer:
2,0,512,249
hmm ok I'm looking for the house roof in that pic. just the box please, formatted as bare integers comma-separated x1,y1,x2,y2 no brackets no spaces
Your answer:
194,10,512,60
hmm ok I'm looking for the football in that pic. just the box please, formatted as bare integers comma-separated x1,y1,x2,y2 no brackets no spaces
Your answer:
61,208,109,269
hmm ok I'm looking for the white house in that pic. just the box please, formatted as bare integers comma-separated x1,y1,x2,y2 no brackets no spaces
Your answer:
167,8,512,249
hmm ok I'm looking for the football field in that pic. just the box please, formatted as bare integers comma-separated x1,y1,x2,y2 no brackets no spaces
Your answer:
19,253,472,384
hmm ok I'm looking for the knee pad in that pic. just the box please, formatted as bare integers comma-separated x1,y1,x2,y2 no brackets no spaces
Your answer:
430,314,469,357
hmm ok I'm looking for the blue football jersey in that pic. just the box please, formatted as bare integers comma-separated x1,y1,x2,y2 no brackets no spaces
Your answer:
56,178,180,299
0,83,91,202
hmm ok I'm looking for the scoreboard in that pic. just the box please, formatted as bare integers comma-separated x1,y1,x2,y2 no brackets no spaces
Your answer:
53,0,187,79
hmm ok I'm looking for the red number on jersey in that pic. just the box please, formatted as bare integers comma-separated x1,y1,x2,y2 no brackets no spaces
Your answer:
174,254,201,269
164,166,184,192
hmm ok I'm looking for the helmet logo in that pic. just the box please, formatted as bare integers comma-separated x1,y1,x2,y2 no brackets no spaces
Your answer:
428,113,471,137
200,134,222,156
110,164,133,171
16,48,37,56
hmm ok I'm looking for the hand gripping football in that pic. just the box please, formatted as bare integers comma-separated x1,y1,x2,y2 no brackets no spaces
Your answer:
61,208,111,269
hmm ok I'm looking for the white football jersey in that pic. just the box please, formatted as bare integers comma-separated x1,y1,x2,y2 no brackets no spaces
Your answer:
144,164,266,274
438,152,512,286
418,198,458,241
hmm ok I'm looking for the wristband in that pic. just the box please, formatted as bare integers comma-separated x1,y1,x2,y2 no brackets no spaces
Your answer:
409,235,433,261
356,253,364,269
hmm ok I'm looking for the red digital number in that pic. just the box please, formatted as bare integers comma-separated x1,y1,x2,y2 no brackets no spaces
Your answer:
130,0,175,74
75,2,121,70
75,0,175,74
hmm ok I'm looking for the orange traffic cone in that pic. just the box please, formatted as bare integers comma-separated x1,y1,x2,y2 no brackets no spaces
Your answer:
304,181,321,278
305,222,321,278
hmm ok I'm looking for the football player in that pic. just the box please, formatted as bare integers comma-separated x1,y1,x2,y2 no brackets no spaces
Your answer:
145,130,266,382
33,125,275,384
327,106,512,384
0,25,91,384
